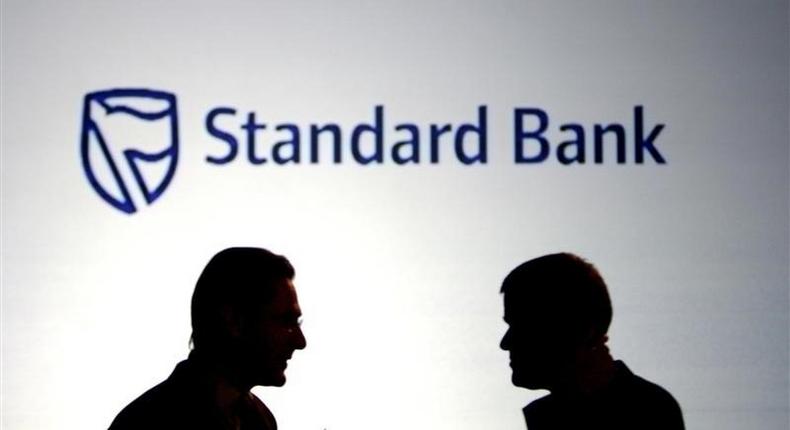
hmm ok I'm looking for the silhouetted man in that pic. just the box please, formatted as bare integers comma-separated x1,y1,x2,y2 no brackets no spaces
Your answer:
109,247,306,430
500,253,684,429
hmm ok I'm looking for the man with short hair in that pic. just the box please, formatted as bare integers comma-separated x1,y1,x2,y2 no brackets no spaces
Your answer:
500,253,684,429
110,247,306,430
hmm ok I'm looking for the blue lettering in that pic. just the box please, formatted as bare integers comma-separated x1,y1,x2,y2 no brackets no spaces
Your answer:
514,108,550,163
273,124,300,164
392,124,420,164
351,105,384,164
205,107,238,165
241,112,267,165
634,105,666,164
557,123,585,164
430,124,452,163
455,106,487,164
594,123,626,164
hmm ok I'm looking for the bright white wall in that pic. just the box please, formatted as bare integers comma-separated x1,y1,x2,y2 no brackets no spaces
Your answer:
2,1,788,429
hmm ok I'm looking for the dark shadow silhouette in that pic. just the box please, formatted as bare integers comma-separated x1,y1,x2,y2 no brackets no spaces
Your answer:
109,247,306,430
500,253,684,429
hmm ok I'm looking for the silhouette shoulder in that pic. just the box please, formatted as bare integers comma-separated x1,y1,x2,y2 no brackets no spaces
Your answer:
523,362,684,430
108,377,186,430
617,366,684,427
108,360,221,430
109,358,279,430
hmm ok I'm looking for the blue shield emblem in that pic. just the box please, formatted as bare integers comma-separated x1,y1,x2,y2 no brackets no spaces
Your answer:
80,88,179,214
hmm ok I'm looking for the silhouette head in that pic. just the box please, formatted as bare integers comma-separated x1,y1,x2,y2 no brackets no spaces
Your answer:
191,247,306,389
500,253,612,391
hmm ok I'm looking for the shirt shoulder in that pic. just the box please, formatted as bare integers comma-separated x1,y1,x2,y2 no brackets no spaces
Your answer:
245,393,278,430
108,378,181,430
108,361,222,430
613,363,685,429
523,393,555,428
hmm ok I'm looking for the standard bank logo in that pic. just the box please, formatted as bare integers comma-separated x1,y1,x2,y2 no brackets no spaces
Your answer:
79,87,667,215
80,89,179,214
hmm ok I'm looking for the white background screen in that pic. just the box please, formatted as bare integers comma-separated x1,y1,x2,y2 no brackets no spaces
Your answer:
2,1,788,429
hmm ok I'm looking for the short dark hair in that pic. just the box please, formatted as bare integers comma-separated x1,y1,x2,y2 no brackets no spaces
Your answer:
501,253,612,339
190,247,294,350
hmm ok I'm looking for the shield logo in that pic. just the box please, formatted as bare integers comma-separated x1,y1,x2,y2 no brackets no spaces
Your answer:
80,88,179,214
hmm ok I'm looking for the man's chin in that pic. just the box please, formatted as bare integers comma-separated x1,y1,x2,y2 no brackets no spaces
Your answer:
271,375,286,387
512,372,545,390
267,372,287,387
252,371,287,387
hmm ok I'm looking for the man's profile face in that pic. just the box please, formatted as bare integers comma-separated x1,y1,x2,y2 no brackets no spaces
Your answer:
500,291,575,390
240,278,306,387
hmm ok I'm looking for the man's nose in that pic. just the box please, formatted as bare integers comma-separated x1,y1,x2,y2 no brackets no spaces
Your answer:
293,326,306,350
500,329,510,351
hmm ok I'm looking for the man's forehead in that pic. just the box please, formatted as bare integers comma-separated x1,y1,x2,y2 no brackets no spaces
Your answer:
504,292,552,321
267,278,301,313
